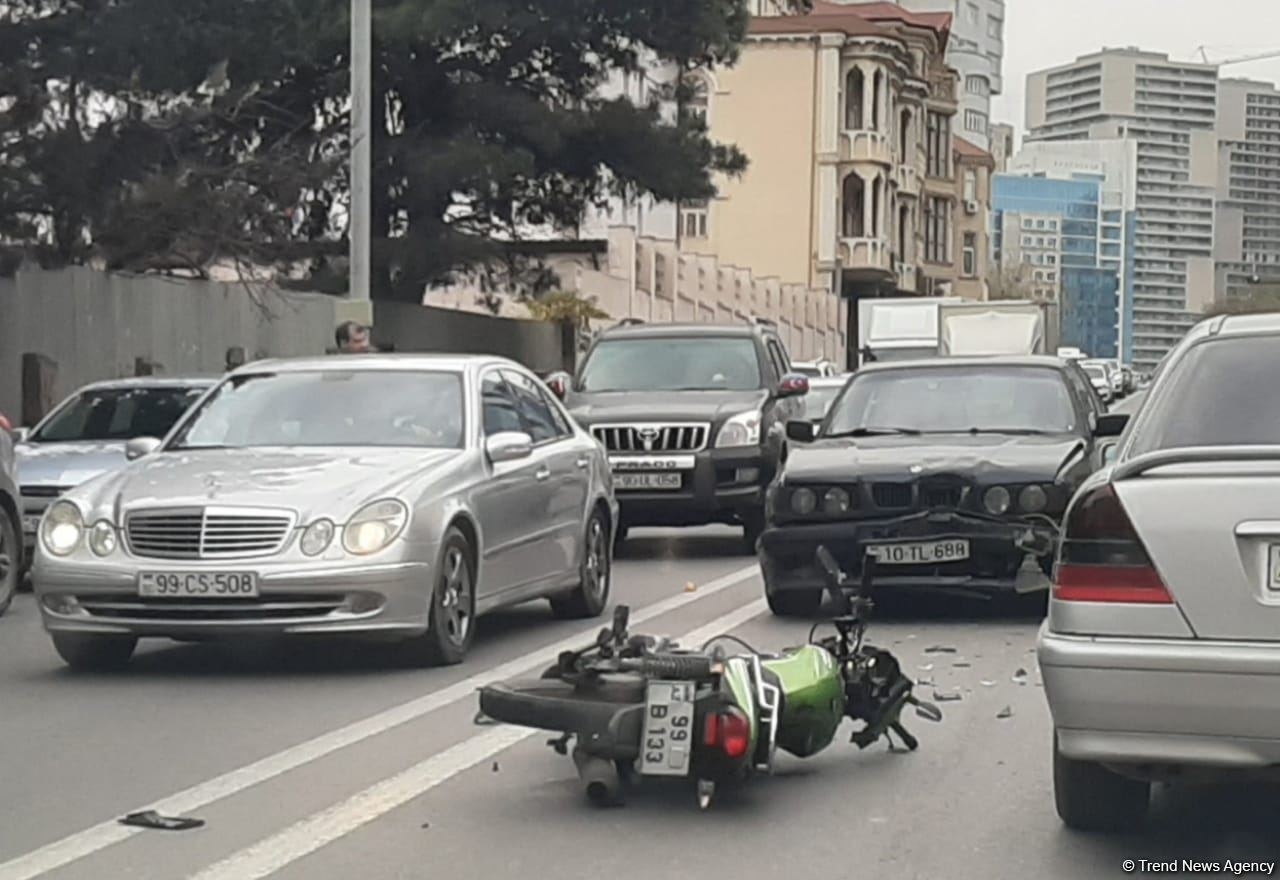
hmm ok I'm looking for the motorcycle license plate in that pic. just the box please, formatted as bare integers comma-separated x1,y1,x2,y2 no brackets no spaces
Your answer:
639,680,695,777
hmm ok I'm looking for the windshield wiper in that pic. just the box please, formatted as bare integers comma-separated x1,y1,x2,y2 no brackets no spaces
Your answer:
169,443,239,451
964,428,1054,436
826,426,923,438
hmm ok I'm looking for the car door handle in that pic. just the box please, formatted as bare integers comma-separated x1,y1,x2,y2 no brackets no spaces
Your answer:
575,456,590,469
535,466,551,481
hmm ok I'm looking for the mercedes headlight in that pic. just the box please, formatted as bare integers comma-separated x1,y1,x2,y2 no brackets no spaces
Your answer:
342,500,408,555
715,410,763,449
300,519,335,556
983,486,1011,516
41,501,84,557
88,520,117,557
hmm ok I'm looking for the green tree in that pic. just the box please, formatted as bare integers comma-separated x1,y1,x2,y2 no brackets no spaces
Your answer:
1,0,805,300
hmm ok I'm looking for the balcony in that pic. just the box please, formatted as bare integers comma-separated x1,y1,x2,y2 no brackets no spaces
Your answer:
839,237,893,280
841,130,893,167
894,163,921,197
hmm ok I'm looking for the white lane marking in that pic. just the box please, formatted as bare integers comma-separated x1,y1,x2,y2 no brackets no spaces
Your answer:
190,598,770,880
0,563,759,880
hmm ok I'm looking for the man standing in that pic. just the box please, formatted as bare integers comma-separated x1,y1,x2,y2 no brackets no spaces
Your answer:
335,321,374,353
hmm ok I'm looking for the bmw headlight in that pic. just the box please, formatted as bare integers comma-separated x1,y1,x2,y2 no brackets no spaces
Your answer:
41,501,84,557
342,500,408,555
983,486,1011,516
88,520,117,557
1018,485,1048,513
715,410,763,449
300,519,335,556
823,488,852,515
790,488,817,516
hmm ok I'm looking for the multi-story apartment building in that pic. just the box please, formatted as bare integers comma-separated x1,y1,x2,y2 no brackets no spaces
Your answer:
897,0,1005,150
1025,48,1219,371
1006,140,1139,358
953,136,995,298
1214,78,1280,304
995,210,1065,300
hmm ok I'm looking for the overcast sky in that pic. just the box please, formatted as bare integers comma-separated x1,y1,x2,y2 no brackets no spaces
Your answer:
991,0,1280,143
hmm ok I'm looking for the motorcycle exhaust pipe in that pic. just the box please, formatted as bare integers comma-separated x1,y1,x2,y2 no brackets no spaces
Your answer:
573,748,623,807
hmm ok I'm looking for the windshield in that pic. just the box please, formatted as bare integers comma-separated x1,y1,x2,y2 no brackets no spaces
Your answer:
31,386,207,443
826,365,1078,435
579,337,763,392
168,370,465,450
1130,336,1280,454
803,385,844,421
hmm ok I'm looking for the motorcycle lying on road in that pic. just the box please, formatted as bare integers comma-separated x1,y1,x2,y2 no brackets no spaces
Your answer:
476,546,943,808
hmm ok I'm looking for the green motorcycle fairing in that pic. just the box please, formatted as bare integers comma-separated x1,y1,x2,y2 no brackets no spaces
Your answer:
763,646,845,758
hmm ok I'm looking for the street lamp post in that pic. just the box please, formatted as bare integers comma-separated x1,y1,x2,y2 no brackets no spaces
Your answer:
349,0,372,306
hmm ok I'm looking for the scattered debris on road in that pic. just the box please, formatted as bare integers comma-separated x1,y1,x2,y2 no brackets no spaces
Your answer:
981,679,996,687
925,645,958,654
953,661,972,668
996,706,1014,720
933,690,963,702
1012,668,1029,685
118,810,205,832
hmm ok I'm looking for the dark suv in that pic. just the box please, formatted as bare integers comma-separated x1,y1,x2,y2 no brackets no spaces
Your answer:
546,319,810,552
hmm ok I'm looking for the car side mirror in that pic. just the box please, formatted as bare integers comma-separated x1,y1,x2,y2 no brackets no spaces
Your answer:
776,373,810,399
785,419,815,443
1093,412,1129,438
125,437,163,460
544,371,571,401
11,426,29,442
485,431,534,464
1100,441,1119,466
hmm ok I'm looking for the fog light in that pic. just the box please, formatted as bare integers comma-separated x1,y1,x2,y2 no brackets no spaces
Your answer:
735,467,760,484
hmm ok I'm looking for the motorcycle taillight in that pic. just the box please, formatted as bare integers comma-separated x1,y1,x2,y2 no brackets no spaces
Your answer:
703,707,751,759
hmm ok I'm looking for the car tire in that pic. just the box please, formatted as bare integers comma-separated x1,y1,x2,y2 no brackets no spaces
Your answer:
1053,731,1150,831
51,633,137,671
0,512,18,616
401,527,477,668
766,589,823,618
551,509,612,620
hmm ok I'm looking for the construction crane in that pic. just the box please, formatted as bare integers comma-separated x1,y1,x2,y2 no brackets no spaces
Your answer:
1194,46,1280,67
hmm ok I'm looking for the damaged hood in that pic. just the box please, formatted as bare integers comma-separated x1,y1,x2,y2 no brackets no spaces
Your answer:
785,432,1087,484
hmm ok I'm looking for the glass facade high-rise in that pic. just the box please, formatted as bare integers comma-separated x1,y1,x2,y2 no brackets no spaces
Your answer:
1023,49,1219,371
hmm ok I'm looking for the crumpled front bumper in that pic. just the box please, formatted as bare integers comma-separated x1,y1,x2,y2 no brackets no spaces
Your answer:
758,509,1058,597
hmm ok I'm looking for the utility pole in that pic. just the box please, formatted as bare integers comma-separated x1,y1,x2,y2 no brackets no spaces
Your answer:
348,0,373,306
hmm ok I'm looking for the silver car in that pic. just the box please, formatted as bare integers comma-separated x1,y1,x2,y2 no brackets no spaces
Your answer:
32,355,618,670
1039,311,1280,831
15,377,216,567
0,428,19,615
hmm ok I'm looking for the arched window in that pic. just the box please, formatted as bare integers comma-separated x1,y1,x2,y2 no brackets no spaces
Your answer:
844,68,864,130
842,175,866,238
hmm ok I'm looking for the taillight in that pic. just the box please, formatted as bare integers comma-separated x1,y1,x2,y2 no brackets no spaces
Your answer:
703,707,751,759
1054,483,1173,604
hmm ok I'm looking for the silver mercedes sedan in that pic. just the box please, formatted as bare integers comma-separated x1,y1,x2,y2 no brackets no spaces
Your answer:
1039,311,1280,831
32,354,618,670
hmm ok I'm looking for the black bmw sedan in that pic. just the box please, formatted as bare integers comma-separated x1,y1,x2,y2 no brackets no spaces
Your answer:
759,356,1128,616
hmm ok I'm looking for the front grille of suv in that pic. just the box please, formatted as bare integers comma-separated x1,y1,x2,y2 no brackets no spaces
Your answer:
591,424,710,453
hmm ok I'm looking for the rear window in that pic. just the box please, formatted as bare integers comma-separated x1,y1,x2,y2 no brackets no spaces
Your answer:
1129,335,1280,453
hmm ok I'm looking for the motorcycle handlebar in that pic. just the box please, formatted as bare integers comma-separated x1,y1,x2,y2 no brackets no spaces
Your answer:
595,653,716,680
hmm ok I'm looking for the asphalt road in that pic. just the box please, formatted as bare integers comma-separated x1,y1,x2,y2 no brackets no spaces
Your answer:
1,526,1277,880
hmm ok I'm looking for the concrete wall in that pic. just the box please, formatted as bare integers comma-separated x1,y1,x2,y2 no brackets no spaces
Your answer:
0,267,575,423
0,267,337,420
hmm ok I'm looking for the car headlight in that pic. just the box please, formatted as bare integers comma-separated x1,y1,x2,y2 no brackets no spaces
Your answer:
823,488,852,515
41,501,84,557
983,486,1011,516
790,488,817,516
1018,485,1048,513
715,410,762,448
342,500,408,555
300,519,335,556
88,520,117,557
